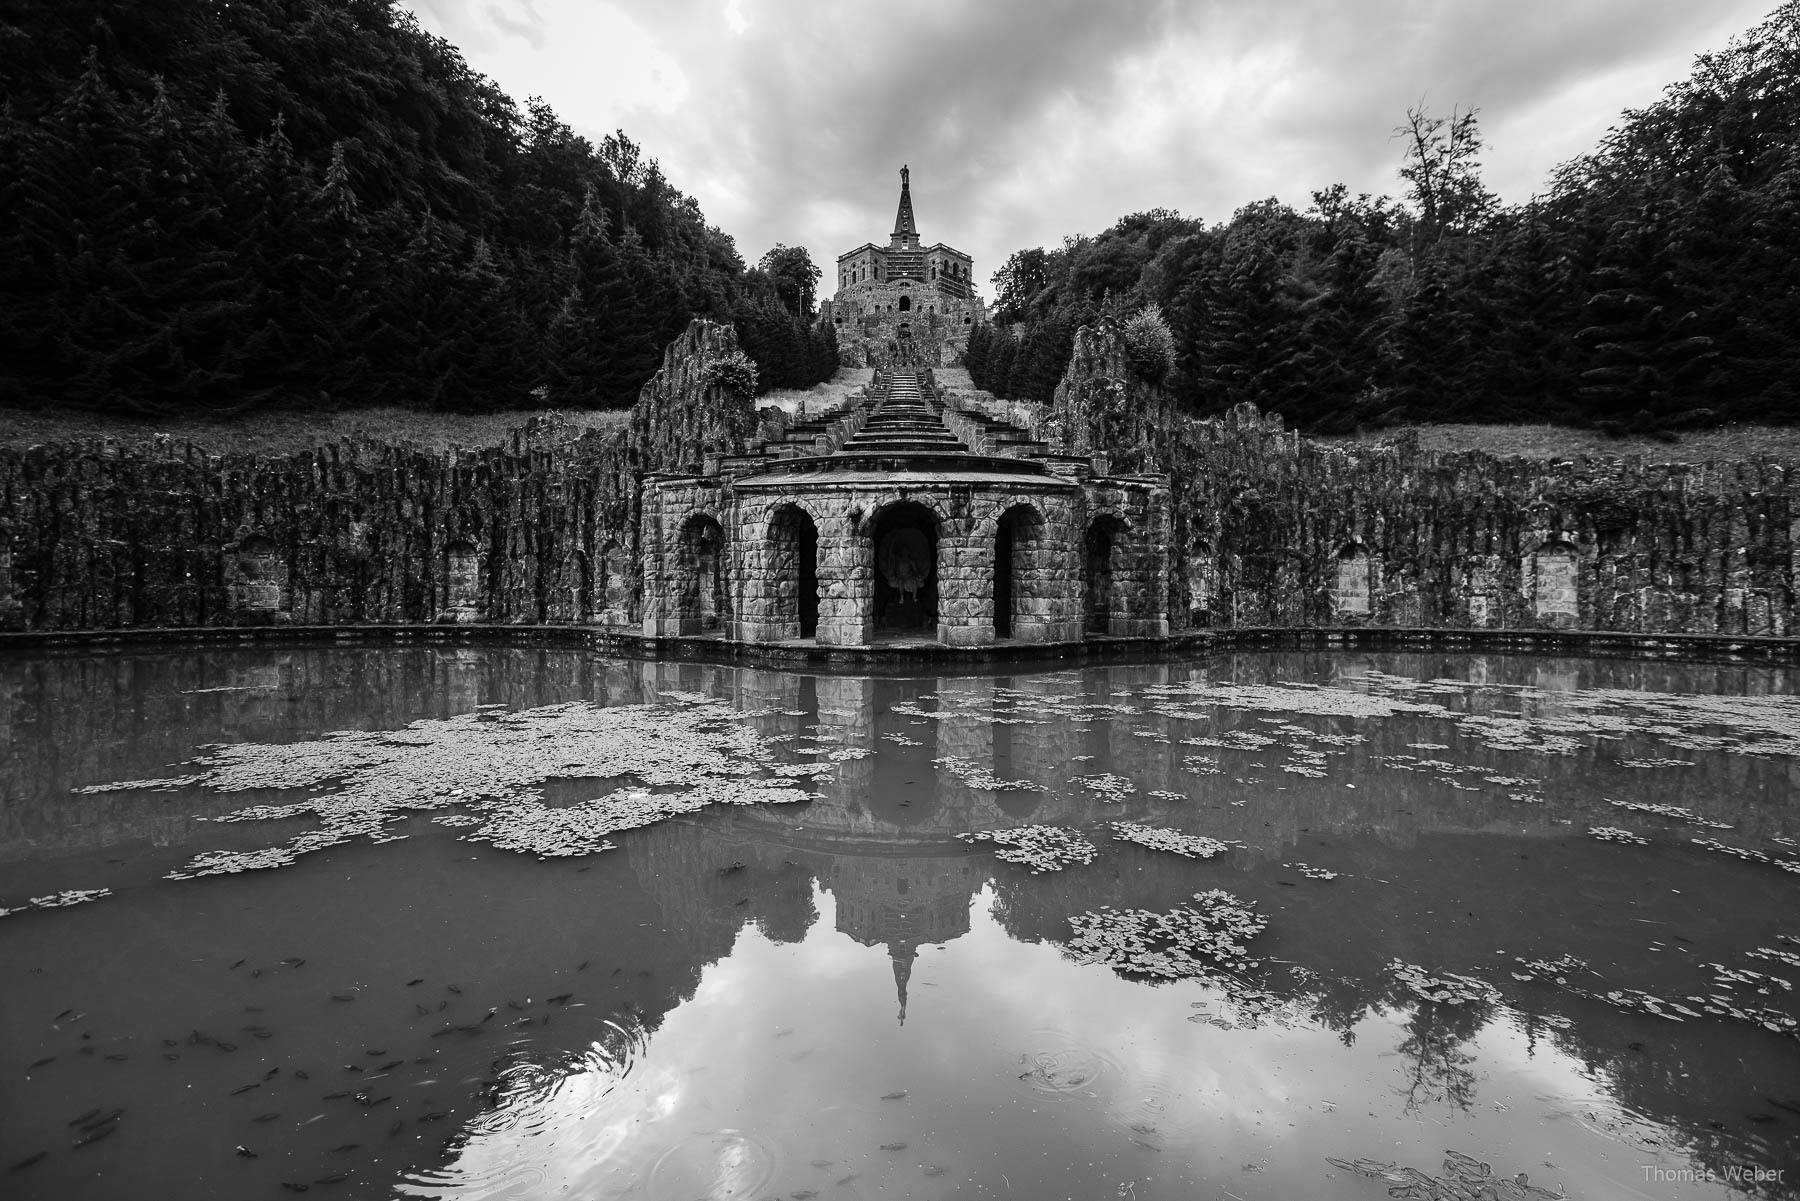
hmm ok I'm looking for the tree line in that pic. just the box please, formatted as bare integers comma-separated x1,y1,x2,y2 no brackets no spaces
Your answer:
0,0,836,417
971,1,1800,435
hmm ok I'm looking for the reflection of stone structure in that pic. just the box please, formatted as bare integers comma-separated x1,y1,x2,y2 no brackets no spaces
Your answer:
817,166,988,369
640,363,1171,647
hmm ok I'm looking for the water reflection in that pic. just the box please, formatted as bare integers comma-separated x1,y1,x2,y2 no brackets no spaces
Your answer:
1,647,1797,1200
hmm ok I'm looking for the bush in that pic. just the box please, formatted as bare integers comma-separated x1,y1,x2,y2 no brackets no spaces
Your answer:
1122,305,1176,384
705,349,759,396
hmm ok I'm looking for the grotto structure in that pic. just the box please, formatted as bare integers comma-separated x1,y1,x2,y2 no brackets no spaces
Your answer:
639,365,1170,647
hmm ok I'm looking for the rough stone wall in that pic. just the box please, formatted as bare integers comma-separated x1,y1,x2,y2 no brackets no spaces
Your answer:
1047,317,1800,636
0,318,758,633
627,319,760,475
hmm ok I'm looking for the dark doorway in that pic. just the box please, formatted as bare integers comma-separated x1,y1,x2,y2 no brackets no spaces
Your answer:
994,505,1044,640
677,514,727,634
769,505,820,639
994,520,1014,638
1084,519,1119,635
872,501,938,633
898,294,912,311
797,518,819,637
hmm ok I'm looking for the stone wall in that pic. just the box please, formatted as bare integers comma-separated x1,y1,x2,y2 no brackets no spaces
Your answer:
1047,317,1800,636
0,319,763,633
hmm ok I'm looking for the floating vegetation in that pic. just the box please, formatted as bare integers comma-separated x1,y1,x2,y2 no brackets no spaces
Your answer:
0,888,112,918
1143,681,1441,719
1618,758,1693,768
1749,946,1800,970
1607,798,1731,829
1707,963,1793,994
1510,954,1590,985
71,698,817,880
1690,837,1800,874
1390,961,1500,1007
934,756,1047,792
1182,730,1277,751
1588,826,1649,845
1109,822,1237,860
72,774,207,795
1064,891,1267,980
881,734,922,747
957,827,1097,873
1284,863,1340,880
1071,773,1135,801
1147,789,1186,802
1598,987,1702,1021
1178,755,1222,776
1325,1149,1564,1201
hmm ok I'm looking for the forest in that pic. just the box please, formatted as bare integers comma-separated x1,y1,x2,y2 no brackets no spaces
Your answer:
968,2,1800,434
0,0,836,417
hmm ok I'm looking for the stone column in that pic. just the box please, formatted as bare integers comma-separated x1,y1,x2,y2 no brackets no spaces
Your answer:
937,508,992,646
816,508,874,646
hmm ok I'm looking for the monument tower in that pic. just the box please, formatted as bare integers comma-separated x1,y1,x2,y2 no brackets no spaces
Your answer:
818,165,988,367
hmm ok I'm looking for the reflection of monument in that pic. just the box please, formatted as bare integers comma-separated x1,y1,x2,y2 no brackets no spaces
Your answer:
825,852,988,1024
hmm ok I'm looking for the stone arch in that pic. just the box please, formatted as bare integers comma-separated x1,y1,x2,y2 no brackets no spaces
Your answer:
1186,537,1215,626
993,502,1048,640
597,540,633,625
766,502,821,640
1532,539,1579,621
1332,540,1372,616
443,540,481,623
675,513,729,635
230,535,284,616
549,549,590,624
1084,513,1129,636
898,294,912,312
868,499,940,635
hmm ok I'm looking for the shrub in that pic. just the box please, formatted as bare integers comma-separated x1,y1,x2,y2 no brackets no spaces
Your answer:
705,349,759,396
1122,305,1176,384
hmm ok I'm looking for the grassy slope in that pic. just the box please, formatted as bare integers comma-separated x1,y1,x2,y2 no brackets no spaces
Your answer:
1323,423,1800,463
0,405,633,456
5,376,1791,464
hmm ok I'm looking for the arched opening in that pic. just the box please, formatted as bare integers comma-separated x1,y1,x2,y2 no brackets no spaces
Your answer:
1533,540,1578,620
444,539,480,622
768,504,820,639
598,541,632,625
232,535,282,614
1333,541,1371,616
871,501,939,635
898,294,912,312
993,504,1045,640
1084,516,1124,636
676,514,727,634
897,322,912,338
1186,538,1214,626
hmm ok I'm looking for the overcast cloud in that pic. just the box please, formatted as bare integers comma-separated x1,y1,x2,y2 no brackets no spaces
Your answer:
407,0,1771,295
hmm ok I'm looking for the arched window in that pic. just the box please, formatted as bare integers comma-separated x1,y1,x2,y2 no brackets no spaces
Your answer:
898,295,911,312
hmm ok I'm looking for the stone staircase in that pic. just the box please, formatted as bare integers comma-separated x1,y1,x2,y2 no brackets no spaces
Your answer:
837,371,969,457
714,368,1068,478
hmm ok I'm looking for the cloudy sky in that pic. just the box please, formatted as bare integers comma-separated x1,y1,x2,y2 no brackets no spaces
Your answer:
408,0,1770,296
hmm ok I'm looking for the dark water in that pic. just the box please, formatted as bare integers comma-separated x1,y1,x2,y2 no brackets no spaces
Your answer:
2,647,1798,1200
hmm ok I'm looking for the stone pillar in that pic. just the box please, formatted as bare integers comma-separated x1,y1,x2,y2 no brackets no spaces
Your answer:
937,507,992,646
1035,497,1084,642
816,511,874,646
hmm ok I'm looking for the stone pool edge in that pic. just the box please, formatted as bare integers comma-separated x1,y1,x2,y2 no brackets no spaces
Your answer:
6,623,1800,669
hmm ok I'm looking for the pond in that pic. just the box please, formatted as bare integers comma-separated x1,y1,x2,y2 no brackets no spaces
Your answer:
2,645,1797,1200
